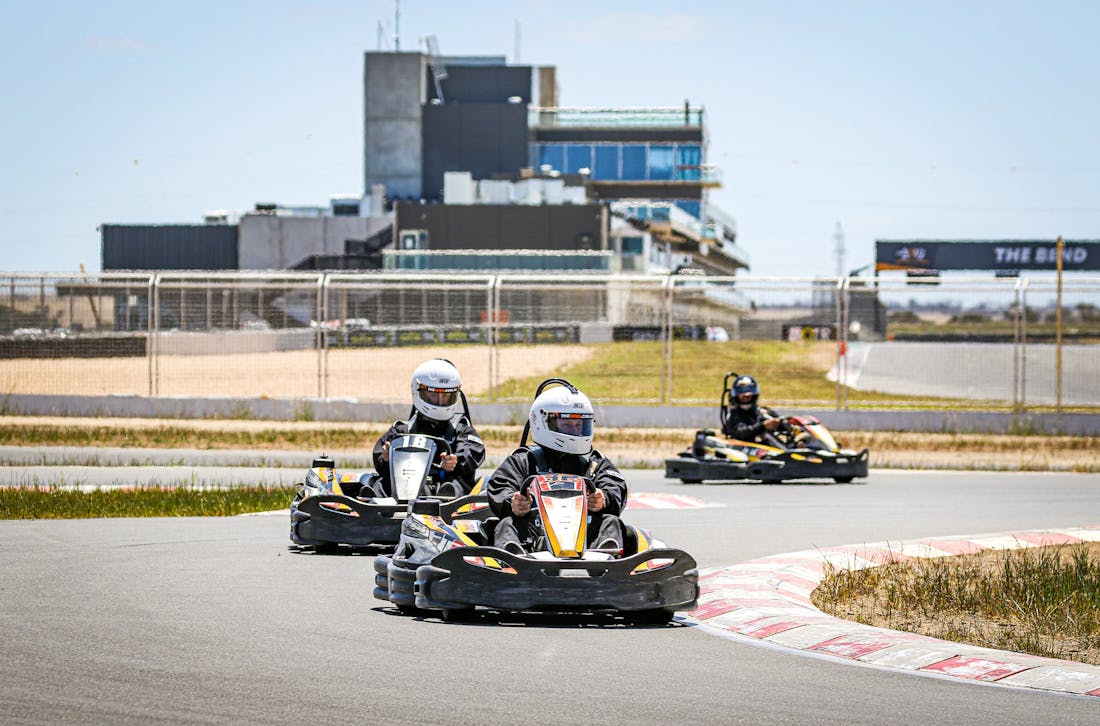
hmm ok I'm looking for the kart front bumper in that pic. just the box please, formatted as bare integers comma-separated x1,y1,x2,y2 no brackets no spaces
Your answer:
290,494,405,547
407,546,699,614
665,447,870,483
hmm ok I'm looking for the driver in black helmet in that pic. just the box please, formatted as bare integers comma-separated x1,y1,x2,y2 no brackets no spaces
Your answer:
722,375,783,446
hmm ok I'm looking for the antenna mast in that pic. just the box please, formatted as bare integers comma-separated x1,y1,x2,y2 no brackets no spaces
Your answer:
393,0,401,51
833,221,846,280
426,35,447,103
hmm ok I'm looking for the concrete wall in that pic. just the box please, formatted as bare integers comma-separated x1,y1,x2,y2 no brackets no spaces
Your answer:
238,214,390,269
364,52,424,200
155,330,316,355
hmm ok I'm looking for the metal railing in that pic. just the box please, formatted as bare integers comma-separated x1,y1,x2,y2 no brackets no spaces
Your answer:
1,271,1096,411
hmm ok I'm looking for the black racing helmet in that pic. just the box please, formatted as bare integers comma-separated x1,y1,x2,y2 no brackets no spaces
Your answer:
732,375,759,410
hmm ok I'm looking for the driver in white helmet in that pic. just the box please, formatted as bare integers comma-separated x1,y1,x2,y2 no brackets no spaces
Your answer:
372,358,485,497
487,381,627,555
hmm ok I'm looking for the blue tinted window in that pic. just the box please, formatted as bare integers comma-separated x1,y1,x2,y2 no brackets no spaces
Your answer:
565,144,592,174
538,144,564,173
621,236,644,255
675,200,701,218
648,145,674,180
676,145,702,180
622,145,647,179
593,146,619,180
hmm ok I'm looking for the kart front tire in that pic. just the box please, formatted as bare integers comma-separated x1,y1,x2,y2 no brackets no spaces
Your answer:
834,476,854,484
441,607,475,622
680,478,703,485
631,608,674,625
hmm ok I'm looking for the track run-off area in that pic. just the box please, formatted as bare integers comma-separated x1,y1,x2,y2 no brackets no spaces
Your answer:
3,467,1100,724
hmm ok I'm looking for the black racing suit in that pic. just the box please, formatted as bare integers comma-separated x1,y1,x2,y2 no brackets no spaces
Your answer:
723,405,783,447
487,445,627,553
372,412,485,495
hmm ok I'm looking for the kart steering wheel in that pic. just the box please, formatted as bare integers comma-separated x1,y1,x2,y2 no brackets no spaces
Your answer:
411,435,453,473
520,475,596,498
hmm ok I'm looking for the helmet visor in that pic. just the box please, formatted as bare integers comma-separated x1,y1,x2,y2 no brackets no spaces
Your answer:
547,412,593,437
417,384,458,407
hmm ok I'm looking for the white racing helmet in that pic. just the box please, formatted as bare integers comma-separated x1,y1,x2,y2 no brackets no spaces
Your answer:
529,384,595,455
410,359,462,421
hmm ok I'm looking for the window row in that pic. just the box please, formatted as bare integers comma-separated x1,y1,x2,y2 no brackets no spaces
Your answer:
530,143,703,182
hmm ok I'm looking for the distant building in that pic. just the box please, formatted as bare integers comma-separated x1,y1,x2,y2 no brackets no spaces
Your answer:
101,48,748,276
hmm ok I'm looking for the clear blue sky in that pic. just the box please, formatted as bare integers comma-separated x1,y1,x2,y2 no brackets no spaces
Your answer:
3,0,1097,276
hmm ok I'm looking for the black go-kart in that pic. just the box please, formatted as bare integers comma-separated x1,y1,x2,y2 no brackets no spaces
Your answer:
290,434,488,551
665,372,870,484
374,378,699,622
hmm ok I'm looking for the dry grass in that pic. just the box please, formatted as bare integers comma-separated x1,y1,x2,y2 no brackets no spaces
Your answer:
813,542,1100,666
0,418,1097,471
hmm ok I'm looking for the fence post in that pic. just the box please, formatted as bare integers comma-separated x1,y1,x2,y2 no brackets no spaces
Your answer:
661,276,673,404
151,274,161,396
835,276,845,410
317,274,327,399
1012,277,1021,412
490,276,501,402
1020,279,1029,410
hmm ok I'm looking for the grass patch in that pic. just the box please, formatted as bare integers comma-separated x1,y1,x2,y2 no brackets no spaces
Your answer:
493,340,860,403
813,542,1100,665
486,339,1032,409
0,485,297,519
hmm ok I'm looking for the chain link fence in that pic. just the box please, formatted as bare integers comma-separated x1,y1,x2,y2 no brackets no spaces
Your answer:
1,272,1096,411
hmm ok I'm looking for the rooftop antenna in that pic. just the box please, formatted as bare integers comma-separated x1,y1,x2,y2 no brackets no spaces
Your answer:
376,20,385,50
514,19,522,63
393,0,401,51
426,34,447,103
833,221,846,280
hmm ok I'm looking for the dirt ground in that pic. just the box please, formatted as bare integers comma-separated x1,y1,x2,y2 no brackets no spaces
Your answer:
0,345,596,399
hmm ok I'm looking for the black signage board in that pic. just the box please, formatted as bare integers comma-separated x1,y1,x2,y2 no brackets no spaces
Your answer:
875,240,1100,272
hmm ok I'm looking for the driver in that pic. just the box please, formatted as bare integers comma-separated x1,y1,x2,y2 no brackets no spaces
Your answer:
487,382,627,555
372,358,485,497
722,374,784,446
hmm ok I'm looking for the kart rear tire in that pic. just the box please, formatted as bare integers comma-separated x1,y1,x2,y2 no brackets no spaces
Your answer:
680,478,703,485
834,476,854,484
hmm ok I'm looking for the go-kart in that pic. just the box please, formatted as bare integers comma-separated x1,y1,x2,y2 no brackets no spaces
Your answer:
289,434,488,551
664,372,870,484
373,471,699,623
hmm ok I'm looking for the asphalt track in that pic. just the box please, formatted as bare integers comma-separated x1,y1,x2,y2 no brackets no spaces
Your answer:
3,468,1100,725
